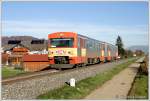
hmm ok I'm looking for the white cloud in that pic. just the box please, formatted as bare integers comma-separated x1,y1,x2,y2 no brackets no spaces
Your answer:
2,20,148,47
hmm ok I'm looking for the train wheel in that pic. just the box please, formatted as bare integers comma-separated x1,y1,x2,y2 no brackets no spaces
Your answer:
92,58,95,64
88,58,92,64
74,64,79,68
81,63,86,67
97,58,100,64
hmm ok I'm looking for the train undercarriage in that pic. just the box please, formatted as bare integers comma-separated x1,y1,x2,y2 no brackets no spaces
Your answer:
50,56,117,70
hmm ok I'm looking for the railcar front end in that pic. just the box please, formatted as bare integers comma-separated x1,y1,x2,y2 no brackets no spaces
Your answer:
48,32,79,69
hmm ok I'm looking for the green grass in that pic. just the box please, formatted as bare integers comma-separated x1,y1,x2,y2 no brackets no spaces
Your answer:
37,58,137,99
128,56,148,99
128,74,148,99
2,66,26,79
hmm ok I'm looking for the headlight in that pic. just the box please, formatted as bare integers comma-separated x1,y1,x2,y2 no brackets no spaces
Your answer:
68,51,73,55
49,50,54,55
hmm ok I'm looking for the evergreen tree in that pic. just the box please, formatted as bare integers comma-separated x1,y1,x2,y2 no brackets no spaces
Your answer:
116,36,125,56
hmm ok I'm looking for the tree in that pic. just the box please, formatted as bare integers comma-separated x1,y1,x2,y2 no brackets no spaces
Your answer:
125,49,133,57
116,36,125,57
135,50,144,56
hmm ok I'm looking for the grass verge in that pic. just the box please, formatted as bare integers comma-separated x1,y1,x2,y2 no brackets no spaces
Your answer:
2,67,26,79
37,58,137,99
128,74,148,99
128,56,148,99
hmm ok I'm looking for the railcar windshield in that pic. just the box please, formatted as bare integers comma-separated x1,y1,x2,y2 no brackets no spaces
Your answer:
50,38,74,47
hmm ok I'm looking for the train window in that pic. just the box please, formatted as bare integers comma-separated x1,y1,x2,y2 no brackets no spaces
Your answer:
78,38,80,47
50,38,73,47
82,39,84,48
89,40,93,49
97,43,99,51
95,41,97,49
101,44,104,50
86,40,90,48
80,38,84,48
108,46,110,51
80,39,85,48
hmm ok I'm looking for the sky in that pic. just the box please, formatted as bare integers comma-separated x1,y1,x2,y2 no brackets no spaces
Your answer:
2,1,149,48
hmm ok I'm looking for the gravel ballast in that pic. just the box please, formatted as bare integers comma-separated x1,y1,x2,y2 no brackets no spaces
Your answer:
2,58,135,100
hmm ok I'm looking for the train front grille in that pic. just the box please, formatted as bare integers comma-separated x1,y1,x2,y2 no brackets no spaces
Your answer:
54,56,69,64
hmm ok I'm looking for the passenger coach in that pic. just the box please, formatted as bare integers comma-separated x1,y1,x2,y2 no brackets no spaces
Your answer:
48,32,118,69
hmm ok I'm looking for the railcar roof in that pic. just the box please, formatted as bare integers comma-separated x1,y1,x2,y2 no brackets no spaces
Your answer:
48,32,117,48
77,33,117,48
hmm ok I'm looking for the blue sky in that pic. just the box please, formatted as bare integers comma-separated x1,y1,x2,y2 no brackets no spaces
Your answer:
2,1,149,48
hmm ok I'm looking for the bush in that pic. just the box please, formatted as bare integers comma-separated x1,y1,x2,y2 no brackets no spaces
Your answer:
14,65,23,70
139,56,148,75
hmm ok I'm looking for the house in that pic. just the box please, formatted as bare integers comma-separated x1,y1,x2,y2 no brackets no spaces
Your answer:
2,41,29,66
2,39,48,67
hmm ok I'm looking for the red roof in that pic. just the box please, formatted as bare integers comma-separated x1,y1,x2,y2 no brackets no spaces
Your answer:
13,47,28,52
23,54,49,62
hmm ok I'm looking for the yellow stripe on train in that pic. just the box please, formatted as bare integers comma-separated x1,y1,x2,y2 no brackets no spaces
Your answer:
48,48,78,57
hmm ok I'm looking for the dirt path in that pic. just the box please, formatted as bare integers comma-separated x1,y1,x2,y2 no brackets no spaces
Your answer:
84,61,141,100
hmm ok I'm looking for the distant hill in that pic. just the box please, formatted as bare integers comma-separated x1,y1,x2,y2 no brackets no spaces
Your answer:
2,36,40,46
128,45,149,53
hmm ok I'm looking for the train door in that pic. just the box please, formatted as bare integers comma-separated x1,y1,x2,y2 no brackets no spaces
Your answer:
77,37,84,64
101,44,105,57
77,37,81,57
77,37,86,64
80,38,86,63
107,45,111,61
100,43,105,62
104,43,108,62
108,46,111,57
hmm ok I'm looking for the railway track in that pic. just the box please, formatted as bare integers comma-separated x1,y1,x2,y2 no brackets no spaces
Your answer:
2,69,60,85
2,60,116,85
2,58,131,85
